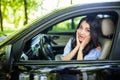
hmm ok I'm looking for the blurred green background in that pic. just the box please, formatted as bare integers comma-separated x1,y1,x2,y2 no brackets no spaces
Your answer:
0,0,112,37
0,0,81,36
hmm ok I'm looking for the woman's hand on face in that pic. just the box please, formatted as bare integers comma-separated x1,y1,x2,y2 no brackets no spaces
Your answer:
76,30,80,48
80,36,91,50
76,29,90,51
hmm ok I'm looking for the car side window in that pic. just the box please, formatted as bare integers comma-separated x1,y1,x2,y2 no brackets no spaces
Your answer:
48,16,85,33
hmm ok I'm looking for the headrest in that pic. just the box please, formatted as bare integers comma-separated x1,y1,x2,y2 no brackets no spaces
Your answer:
101,18,115,36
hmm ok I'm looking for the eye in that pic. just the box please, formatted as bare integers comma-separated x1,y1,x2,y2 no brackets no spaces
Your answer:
86,29,90,32
87,29,90,32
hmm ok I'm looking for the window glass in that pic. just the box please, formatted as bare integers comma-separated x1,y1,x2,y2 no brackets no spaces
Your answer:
0,45,11,61
48,16,86,33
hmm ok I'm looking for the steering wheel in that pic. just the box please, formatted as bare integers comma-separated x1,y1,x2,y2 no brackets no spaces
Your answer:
39,34,55,60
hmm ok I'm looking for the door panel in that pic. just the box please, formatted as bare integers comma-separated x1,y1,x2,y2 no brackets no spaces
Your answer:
46,34,73,55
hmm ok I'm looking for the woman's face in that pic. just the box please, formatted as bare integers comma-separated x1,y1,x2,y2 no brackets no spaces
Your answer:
77,21,91,42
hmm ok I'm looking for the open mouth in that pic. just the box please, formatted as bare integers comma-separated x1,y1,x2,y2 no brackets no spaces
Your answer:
78,35,84,41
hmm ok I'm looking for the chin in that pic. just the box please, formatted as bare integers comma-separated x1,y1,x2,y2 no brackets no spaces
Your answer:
79,39,83,42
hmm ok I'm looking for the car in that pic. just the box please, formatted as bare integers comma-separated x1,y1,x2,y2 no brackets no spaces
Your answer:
0,1,120,80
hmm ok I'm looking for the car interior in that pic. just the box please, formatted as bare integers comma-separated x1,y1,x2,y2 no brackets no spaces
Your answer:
99,18,116,59
20,11,118,61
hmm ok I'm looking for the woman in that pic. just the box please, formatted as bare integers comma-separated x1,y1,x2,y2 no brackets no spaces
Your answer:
56,16,101,80
61,16,101,60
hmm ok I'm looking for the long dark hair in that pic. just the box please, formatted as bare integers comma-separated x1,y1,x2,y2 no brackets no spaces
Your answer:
71,16,101,58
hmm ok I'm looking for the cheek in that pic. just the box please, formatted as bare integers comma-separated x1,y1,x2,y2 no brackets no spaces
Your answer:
85,32,90,37
86,33,91,40
77,29,81,33
89,34,91,39
89,35,91,40
77,30,81,35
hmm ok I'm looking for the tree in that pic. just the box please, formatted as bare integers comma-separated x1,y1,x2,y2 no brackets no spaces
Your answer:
0,0,3,31
23,0,28,25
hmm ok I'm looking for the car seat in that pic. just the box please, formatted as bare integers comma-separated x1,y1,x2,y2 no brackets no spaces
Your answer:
99,18,115,59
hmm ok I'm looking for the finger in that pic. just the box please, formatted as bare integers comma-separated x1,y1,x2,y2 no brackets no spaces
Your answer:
82,36,90,44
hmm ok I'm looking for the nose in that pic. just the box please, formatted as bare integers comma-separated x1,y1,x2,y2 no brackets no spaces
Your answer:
80,29,85,35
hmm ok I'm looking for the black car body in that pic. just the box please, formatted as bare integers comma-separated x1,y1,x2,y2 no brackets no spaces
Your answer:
0,1,120,80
